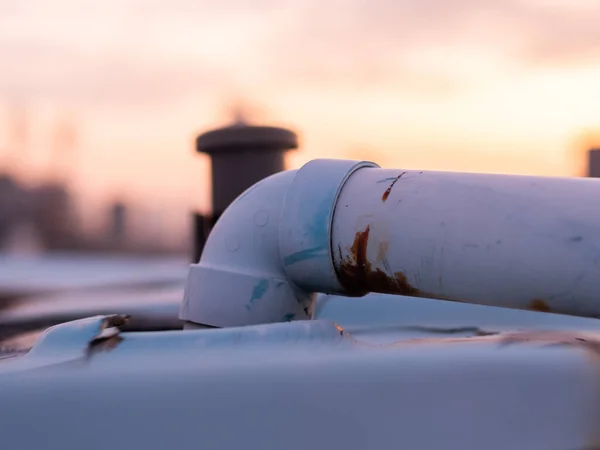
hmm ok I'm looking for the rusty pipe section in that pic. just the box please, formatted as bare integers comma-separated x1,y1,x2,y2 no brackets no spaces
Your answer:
182,158,600,329
332,168,600,319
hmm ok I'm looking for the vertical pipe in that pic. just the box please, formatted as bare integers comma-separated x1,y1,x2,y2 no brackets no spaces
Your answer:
331,168,600,318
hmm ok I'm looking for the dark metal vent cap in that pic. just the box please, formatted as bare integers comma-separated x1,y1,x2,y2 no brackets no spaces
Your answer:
196,125,298,154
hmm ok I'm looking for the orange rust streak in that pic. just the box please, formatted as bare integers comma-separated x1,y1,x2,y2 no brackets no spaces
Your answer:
338,225,421,296
391,272,421,296
354,225,369,270
529,299,551,313
337,226,467,303
381,172,406,202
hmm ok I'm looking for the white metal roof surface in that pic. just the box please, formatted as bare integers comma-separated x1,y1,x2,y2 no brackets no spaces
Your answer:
0,252,188,298
2,294,600,449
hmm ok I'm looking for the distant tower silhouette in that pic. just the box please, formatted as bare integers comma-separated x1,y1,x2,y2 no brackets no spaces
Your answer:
588,148,600,178
5,101,30,174
50,116,78,183
108,201,127,244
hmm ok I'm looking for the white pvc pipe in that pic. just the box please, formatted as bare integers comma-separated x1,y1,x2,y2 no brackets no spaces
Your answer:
183,159,600,328
331,168,600,318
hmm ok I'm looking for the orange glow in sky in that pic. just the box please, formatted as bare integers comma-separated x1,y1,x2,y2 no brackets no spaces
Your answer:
1,0,600,231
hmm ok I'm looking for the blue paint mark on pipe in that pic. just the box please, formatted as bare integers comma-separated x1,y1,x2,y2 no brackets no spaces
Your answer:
308,191,335,240
246,279,269,311
284,186,336,267
377,177,400,183
294,186,336,243
283,246,328,266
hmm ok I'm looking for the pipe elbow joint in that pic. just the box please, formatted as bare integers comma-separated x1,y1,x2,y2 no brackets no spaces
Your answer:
180,159,378,328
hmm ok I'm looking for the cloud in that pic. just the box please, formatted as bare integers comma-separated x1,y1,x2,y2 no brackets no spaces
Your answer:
1,0,599,111
518,6,600,63
225,0,600,95
261,0,600,77
0,39,228,107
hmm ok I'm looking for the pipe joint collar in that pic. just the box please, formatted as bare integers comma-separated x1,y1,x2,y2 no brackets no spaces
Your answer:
279,159,379,293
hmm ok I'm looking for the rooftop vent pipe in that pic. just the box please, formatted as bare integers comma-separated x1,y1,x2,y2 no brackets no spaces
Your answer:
192,120,297,262
181,159,600,328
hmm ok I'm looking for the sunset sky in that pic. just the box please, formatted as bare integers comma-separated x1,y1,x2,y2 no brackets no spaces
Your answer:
1,0,600,235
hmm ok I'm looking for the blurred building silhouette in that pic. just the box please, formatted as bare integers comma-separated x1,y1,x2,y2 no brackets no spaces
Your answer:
32,183,81,250
0,174,26,244
0,174,180,255
0,105,83,253
0,174,81,252
0,106,179,255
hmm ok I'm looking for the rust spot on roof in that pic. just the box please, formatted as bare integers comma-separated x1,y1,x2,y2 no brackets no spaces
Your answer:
529,299,551,313
341,326,600,359
381,172,406,202
499,330,600,359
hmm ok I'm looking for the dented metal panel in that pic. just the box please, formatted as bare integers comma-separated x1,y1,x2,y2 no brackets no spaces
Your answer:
313,292,600,340
2,314,600,450
332,167,600,318
0,315,128,373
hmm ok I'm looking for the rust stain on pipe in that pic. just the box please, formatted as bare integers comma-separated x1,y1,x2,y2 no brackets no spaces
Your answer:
336,228,565,314
381,172,406,202
336,225,448,300
529,299,552,313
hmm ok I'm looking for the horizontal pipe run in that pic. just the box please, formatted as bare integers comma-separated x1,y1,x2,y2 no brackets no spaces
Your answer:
331,168,600,318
